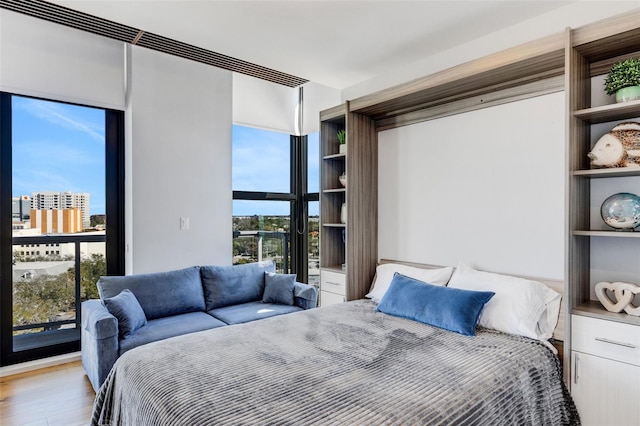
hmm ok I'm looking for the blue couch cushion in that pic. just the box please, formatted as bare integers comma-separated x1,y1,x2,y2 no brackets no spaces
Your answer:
97,266,205,320
208,301,302,325
201,261,275,310
262,272,296,305
119,312,226,355
376,273,495,336
103,289,147,338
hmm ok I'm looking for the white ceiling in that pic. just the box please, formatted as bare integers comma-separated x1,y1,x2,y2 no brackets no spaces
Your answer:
52,1,576,89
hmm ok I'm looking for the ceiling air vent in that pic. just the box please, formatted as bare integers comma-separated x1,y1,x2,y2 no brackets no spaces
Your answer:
0,0,309,87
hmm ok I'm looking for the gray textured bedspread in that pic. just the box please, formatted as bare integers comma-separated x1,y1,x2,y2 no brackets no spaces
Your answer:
91,300,579,425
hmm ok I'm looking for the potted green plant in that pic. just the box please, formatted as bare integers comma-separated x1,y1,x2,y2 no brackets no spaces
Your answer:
337,129,347,154
604,57,640,103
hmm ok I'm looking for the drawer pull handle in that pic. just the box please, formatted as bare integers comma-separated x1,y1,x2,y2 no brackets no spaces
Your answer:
325,281,342,286
595,337,637,349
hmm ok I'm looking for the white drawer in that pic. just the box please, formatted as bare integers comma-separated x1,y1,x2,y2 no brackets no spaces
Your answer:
320,290,345,307
320,270,346,296
572,315,640,367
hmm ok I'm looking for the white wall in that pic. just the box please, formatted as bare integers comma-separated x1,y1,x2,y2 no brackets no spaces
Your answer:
301,82,341,135
378,92,565,279
127,45,232,273
343,1,639,100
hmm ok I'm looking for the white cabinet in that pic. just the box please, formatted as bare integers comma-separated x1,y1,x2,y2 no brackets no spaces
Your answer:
571,315,640,426
320,270,346,307
320,290,345,307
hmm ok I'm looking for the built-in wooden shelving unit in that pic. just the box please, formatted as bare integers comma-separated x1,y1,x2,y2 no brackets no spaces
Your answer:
319,102,377,305
565,13,640,417
319,9,640,397
566,12,640,325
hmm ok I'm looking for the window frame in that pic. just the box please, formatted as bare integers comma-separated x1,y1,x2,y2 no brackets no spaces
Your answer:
0,92,125,366
232,130,318,283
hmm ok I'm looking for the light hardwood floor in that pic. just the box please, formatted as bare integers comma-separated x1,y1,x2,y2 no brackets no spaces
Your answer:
0,361,94,426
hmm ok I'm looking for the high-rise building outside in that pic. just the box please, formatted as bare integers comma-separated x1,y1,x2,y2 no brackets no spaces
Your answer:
30,208,83,234
31,191,90,228
12,195,31,221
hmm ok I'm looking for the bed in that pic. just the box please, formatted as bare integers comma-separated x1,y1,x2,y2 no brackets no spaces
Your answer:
91,263,579,425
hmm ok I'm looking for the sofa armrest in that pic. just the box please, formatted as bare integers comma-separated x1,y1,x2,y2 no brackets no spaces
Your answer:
293,282,318,310
82,299,117,339
81,300,119,392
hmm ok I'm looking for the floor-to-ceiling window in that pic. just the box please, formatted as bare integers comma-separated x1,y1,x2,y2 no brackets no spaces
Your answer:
0,93,124,366
232,125,319,284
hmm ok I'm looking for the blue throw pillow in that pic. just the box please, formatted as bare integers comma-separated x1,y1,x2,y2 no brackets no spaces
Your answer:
103,289,147,338
262,272,296,305
376,273,494,336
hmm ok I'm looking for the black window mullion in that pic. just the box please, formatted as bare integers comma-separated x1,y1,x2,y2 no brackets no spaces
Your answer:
290,135,308,282
304,193,319,202
105,109,125,277
0,93,13,364
232,191,295,201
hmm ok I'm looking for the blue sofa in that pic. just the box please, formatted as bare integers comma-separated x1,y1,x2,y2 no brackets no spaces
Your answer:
81,261,318,391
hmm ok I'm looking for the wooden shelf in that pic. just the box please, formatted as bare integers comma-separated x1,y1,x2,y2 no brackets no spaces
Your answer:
323,223,346,228
321,265,346,274
573,230,640,238
572,167,640,178
323,188,346,193
573,99,640,124
573,301,640,326
323,153,346,161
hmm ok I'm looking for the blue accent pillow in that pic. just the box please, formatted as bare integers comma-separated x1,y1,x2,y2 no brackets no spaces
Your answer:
262,272,296,305
376,273,495,336
103,289,147,338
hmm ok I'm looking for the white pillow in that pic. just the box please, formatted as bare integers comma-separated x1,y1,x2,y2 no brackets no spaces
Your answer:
447,263,561,341
366,263,454,303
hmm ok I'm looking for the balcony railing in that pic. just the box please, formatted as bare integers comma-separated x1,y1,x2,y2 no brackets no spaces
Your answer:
12,234,105,350
233,230,289,272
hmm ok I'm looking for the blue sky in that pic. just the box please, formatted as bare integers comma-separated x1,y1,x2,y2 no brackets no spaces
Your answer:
11,98,319,218
12,96,106,215
232,125,319,216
